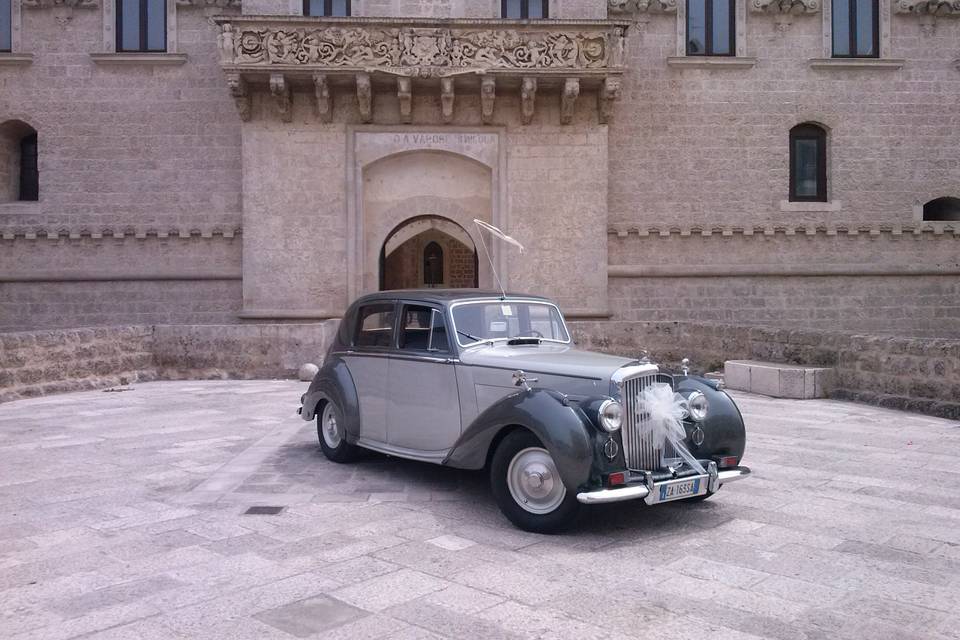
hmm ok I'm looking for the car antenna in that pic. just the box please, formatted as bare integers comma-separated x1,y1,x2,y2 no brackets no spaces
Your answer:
473,219,524,300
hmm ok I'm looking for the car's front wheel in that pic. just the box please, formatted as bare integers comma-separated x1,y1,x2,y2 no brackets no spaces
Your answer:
317,400,359,463
490,430,580,533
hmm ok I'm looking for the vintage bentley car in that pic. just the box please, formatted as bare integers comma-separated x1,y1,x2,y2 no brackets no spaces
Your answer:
298,290,749,533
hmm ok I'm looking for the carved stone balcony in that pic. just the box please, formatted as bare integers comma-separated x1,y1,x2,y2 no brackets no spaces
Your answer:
213,16,629,125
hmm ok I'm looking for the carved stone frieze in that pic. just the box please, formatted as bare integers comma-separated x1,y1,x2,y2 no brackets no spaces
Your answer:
607,0,678,14
221,21,619,74
22,0,98,8
895,0,960,14
750,0,820,13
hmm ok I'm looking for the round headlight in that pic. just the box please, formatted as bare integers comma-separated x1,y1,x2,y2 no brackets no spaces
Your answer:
687,391,709,422
598,399,622,432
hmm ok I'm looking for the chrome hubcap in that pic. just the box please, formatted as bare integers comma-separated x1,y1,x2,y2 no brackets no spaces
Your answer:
506,447,566,514
320,404,342,448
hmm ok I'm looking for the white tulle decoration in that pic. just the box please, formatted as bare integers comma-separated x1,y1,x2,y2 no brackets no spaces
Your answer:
638,382,706,474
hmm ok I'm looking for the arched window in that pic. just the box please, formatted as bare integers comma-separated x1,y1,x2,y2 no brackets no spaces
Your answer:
922,197,960,222
686,0,735,56
502,0,548,18
423,242,443,287
0,120,39,203
789,123,827,203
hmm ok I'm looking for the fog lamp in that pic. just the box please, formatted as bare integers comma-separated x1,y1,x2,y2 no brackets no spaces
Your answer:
598,399,622,432
687,391,709,422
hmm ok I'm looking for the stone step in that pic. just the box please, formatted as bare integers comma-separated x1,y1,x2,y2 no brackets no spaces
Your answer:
724,360,835,399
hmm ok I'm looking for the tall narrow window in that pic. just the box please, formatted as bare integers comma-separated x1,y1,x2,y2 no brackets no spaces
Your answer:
304,0,350,16
1,0,11,52
832,0,878,57
502,0,548,18
423,242,443,287
18,132,38,201
789,124,827,202
687,0,735,56
117,0,166,52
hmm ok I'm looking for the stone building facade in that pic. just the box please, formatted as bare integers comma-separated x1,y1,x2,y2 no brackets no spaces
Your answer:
1,0,958,336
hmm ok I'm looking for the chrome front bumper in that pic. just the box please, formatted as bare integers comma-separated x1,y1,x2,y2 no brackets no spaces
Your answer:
576,465,751,505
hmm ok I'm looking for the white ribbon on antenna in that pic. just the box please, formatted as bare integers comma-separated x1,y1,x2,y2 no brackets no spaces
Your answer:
473,219,524,253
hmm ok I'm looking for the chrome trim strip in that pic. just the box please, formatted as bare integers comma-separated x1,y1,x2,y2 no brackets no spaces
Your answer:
330,350,460,364
576,484,650,504
717,466,751,484
611,363,659,384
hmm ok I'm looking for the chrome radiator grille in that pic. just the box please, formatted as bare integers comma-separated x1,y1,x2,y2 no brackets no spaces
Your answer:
620,373,677,472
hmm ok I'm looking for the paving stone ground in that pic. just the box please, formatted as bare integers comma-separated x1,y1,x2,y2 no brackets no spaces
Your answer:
1,380,959,639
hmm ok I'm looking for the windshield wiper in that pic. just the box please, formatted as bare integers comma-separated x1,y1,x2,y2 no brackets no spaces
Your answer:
457,329,483,342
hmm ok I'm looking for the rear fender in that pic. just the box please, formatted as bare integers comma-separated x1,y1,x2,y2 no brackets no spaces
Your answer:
301,359,361,443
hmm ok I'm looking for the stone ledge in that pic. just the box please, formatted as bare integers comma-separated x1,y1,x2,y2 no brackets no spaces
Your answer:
809,58,905,70
724,359,835,398
0,227,242,241
666,56,758,69
606,223,959,237
90,53,189,66
0,53,34,66
779,200,843,212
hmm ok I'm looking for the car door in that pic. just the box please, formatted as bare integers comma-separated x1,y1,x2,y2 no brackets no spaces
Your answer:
341,301,395,445
386,302,462,455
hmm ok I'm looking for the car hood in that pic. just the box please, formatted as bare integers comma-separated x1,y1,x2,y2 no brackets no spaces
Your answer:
459,342,638,381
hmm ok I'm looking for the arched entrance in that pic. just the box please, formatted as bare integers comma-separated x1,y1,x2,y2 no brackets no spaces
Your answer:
379,215,479,290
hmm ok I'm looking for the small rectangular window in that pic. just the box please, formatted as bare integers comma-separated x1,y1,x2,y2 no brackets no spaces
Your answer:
354,303,395,348
304,0,351,16
0,0,11,52
686,0,735,56
501,0,549,18
117,0,166,52
831,0,878,58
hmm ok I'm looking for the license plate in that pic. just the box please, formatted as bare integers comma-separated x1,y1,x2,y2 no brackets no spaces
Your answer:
646,476,707,505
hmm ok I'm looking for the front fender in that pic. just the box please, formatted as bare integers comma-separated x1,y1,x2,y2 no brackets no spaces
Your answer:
300,358,362,443
443,387,597,491
675,376,747,464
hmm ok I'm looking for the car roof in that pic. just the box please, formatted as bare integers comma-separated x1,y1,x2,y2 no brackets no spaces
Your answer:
351,289,556,306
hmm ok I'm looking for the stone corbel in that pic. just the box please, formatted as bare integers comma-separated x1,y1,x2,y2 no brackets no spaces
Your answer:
560,78,580,125
397,77,412,124
226,73,250,122
520,77,537,126
597,76,621,124
356,73,372,123
269,73,292,123
23,0,98,26
895,0,960,35
313,74,332,123
440,77,455,124
480,77,496,125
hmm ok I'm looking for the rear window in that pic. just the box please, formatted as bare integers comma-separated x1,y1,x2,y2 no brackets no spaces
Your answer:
354,303,395,348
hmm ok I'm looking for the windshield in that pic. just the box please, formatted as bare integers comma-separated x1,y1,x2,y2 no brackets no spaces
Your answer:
451,300,570,347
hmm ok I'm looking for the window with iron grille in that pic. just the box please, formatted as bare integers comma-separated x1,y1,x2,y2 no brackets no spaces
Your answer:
117,0,166,52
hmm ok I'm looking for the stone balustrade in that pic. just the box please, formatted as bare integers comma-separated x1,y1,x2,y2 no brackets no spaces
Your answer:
213,16,629,124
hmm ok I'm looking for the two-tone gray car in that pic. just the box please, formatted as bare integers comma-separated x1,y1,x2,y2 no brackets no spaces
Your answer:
298,290,749,533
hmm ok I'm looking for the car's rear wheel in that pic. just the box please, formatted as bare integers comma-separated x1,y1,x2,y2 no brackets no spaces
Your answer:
490,430,580,533
317,400,359,463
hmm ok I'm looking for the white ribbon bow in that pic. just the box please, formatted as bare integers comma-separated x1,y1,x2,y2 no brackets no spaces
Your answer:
638,382,706,474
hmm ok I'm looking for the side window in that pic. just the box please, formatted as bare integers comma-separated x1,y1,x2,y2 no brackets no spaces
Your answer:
354,303,395,348
399,305,450,353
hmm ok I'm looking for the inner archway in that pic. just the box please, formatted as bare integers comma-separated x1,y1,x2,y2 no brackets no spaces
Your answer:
380,215,479,290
